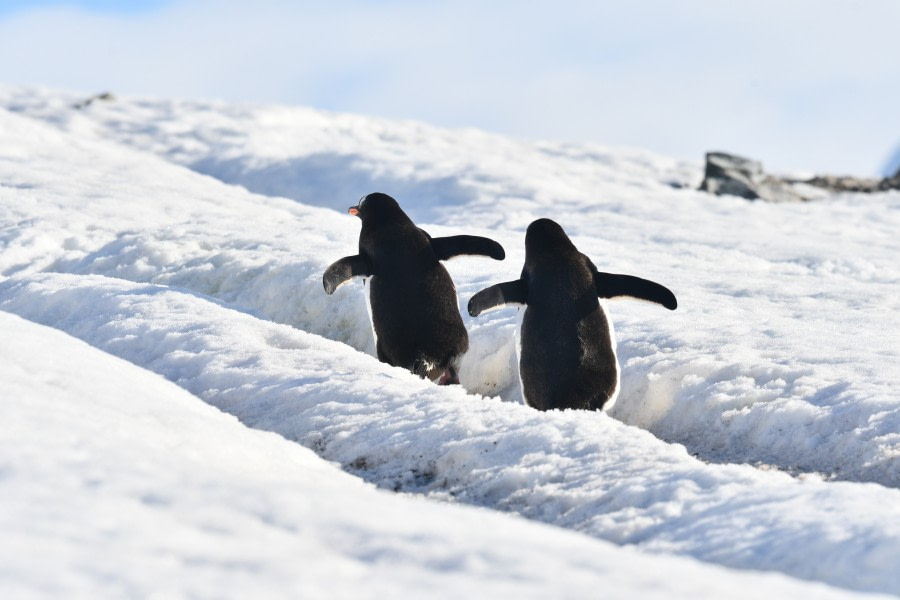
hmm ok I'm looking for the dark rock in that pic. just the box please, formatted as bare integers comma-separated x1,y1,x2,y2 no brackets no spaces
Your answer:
803,172,899,193
804,175,884,193
879,172,900,191
72,92,116,110
698,151,900,202
698,152,806,202
698,152,761,199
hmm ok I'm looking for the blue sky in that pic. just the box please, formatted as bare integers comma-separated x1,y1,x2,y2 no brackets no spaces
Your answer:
0,0,170,14
1,0,898,176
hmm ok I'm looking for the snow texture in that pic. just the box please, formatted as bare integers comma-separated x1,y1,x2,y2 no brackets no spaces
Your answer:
11,309,835,600
2,86,900,597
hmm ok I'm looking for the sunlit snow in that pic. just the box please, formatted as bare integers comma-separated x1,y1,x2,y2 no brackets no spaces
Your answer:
2,86,899,598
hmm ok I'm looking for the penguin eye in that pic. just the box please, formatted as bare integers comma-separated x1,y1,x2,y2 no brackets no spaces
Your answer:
358,194,369,207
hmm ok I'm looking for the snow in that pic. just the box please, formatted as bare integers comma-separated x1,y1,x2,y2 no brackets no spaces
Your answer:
9,309,815,600
1,86,900,597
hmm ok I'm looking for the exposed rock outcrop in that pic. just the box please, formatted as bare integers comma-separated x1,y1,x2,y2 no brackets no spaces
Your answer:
72,92,115,110
699,151,900,202
698,152,806,202
804,175,898,193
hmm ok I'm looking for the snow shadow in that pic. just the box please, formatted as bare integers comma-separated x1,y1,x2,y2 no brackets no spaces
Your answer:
189,152,477,223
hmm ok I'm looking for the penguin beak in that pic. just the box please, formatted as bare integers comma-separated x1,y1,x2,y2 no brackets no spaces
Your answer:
348,206,359,217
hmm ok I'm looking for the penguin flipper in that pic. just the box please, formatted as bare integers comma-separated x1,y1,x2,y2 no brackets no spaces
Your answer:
468,279,527,317
594,271,677,310
323,255,372,295
431,235,506,261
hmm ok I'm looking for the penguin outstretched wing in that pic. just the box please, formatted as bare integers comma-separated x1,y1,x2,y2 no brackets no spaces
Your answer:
428,234,506,261
593,270,677,310
468,279,527,317
323,255,373,295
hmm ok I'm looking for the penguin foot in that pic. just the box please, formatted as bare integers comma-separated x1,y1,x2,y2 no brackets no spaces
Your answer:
437,366,460,386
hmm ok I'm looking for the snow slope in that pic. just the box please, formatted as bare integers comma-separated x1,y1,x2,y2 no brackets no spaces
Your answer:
4,86,900,486
2,87,900,596
10,310,846,600
3,271,900,597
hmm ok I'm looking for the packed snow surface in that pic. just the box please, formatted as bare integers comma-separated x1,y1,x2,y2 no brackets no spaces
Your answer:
14,308,848,600
1,86,899,597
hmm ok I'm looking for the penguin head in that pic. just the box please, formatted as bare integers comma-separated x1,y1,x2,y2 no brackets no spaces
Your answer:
525,218,577,256
349,193,410,226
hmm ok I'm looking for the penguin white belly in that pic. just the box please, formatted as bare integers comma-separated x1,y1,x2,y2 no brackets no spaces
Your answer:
513,306,528,406
599,299,621,414
363,277,378,354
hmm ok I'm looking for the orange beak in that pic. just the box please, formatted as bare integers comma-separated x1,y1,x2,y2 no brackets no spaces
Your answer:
348,206,359,216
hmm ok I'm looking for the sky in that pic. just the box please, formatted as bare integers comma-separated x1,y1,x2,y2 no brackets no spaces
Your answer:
1,0,898,176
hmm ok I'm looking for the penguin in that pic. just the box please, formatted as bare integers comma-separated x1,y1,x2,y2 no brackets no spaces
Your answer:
467,218,676,411
324,192,505,384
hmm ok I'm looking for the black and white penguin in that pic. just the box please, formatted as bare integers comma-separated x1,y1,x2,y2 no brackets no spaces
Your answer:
468,218,676,410
324,192,505,384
